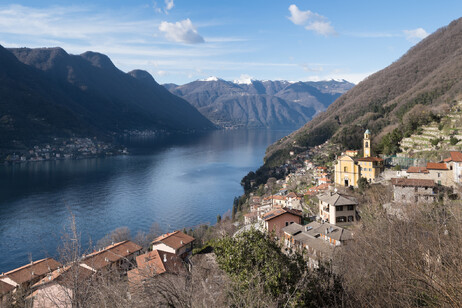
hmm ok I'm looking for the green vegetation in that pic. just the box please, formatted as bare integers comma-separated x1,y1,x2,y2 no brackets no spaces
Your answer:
212,229,342,306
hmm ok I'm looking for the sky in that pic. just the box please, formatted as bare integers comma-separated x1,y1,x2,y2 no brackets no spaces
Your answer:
0,1,461,85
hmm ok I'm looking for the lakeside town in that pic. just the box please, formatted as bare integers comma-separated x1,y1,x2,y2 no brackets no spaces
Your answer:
1,138,128,164
2,125,462,306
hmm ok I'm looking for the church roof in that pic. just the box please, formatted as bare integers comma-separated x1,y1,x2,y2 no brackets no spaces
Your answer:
365,129,371,134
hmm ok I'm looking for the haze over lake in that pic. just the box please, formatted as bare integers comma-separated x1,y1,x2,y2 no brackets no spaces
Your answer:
0,129,290,271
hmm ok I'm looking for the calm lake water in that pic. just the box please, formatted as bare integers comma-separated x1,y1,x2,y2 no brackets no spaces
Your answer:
0,129,290,272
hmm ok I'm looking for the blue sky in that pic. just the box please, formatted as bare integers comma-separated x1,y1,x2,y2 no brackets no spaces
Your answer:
0,1,461,85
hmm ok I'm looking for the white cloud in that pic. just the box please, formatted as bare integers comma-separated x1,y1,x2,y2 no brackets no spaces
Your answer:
165,0,174,11
403,28,429,42
157,70,167,76
288,4,311,25
288,4,337,36
158,19,205,44
305,21,336,37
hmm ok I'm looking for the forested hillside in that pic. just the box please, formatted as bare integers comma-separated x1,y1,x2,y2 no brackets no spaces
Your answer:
265,17,462,166
166,79,353,129
0,46,214,149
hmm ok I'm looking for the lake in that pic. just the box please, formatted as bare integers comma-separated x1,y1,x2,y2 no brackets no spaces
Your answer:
0,129,290,272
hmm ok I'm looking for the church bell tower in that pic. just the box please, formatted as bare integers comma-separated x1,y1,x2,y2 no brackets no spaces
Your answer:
363,129,371,158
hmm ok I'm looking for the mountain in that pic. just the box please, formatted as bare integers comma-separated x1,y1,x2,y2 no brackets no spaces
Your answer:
165,78,354,129
0,46,214,148
265,17,462,166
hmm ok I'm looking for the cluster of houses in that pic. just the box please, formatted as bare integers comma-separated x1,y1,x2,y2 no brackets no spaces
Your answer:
241,129,462,270
0,231,195,307
2,138,127,164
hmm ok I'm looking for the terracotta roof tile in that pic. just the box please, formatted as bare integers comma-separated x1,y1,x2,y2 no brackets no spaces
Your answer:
151,231,195,250
262,208,302,221
407,166,429,174
448,151,462,162
3,258,62,285
83,240,142,270
426,162,448,170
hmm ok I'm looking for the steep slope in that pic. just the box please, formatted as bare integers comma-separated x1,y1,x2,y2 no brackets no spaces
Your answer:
9,47,214,135
265,17,462,166
0,45,99,148
167,78,353,129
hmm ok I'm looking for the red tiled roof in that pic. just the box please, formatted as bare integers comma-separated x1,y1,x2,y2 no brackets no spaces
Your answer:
83,240,142,270
32,264,94,289
391,178,435,187
426,162,448,170
3,258,62,286
407,166,429,174
127,250,184,290
447,151,462,162
262,208,302,221
151,231,195,250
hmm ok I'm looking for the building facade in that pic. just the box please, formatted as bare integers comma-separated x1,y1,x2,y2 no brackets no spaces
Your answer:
334,130,384,187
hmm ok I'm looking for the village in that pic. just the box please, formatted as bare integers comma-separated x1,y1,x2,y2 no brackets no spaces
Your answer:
237,128,462,270
1,138,128,164
2,129,462,307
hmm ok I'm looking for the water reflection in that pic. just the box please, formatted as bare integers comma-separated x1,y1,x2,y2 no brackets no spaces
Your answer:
0,129,290,271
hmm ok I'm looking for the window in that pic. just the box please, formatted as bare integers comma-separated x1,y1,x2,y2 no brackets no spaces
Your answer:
402,195,405,200
438,180,441,185
336,216,347,223
415,196,418,203
438,173,441,178
336,206,343,211
365,141,368,147
347,205,354,211
414,187,418,192
285,222,289,226
348,216,354,222
344,166,348,172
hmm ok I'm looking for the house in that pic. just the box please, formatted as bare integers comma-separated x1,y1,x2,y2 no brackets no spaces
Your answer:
426,162,452,187
82,240,142,273
29,264,95,308
304,221,354,246
282,223,304,248
283,221,353,268
127,250,185,295
334,130,384,187
286,192,302,209
262,208,303,238
444,151,462,187
0,257,62,301
28,241,142,308
150,231,195,259
314,167,328,179
293,233,335,269
391,178,436,204
244,212,258,225
318,193,358,225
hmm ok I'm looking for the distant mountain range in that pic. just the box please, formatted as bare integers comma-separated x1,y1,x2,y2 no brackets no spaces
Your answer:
0,46,214,149
164,78,354,129
265,17,462,166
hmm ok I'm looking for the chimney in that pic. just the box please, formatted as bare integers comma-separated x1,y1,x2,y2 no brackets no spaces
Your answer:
180,240,183,245
163,254,167,263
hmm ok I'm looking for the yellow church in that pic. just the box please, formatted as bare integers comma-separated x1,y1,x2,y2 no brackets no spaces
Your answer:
334,129,384,187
